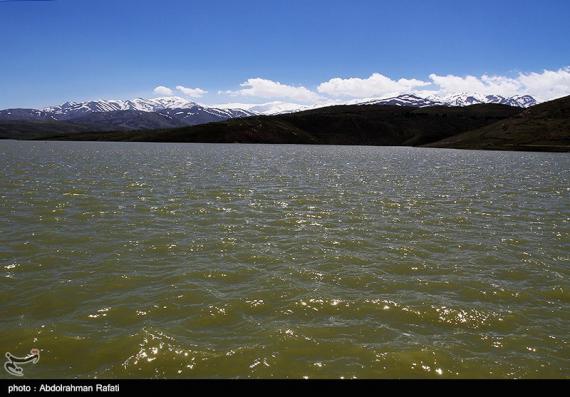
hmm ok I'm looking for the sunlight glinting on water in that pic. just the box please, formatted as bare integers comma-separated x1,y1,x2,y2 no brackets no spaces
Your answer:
1,141,569,379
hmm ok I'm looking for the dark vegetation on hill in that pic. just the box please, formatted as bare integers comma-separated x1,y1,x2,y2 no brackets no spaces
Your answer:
16,104,522,144
0,120,100,140
425,95,570,152
1,96,569,152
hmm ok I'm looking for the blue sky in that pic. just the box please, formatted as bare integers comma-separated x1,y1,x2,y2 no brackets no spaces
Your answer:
1,0,570,108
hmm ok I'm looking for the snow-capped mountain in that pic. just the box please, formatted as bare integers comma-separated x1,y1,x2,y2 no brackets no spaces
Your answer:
229,93,539,115
354,93,537,108
0,94,539,132
40,97,253,120
0,97,255,130
212,101,314,115
507,95,537,108
358,94,445,107
427,93,537,108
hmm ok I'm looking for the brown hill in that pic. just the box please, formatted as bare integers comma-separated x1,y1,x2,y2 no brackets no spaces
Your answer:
424,95,570,152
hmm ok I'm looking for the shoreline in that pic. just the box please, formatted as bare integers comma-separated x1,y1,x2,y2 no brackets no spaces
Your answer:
2,137,569,153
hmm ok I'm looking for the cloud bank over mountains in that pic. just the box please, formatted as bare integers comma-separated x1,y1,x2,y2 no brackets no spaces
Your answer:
221,78,321,103
155,66,570,106
317,74,431,99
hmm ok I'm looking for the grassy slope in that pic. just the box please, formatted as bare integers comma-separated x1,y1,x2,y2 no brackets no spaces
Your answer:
425,95,570,152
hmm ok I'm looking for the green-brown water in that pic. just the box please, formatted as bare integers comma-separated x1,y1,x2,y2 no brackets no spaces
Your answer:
1,141,569,379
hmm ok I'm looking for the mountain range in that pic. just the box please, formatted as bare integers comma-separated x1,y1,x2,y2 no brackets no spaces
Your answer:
214,94,538,114
2,93,566,152
0,94,538,133
0,97,256,131
18,94,568,152
357,93,537,108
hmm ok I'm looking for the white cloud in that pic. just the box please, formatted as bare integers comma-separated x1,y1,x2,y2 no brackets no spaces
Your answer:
516,67,570,102
156,67,570,108
429,67,570,101
176,85,208,98
311,68,570,102
428,73,522,97
224,78,321,103
153,86,174,96
317,73,430,98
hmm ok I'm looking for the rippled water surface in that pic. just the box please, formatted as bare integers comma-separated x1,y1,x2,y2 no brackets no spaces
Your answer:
1,141,569,379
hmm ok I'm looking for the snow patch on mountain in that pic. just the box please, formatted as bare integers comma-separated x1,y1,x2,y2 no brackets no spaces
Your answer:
35,96,256,122
0,96,256,129
211,101,315,115
31,93,541,119
426,93,537,108
0,93,539,130
44,97,204,116
358,94,444,107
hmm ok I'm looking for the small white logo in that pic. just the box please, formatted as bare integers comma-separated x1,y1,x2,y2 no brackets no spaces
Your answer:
4,349,40,377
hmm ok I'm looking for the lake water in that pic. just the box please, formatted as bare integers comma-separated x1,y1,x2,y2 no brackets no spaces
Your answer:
1,140,569,379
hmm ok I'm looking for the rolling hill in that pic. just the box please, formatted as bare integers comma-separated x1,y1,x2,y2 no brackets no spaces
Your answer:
34,103,523,147
2,96,568,152
425,95,570,151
